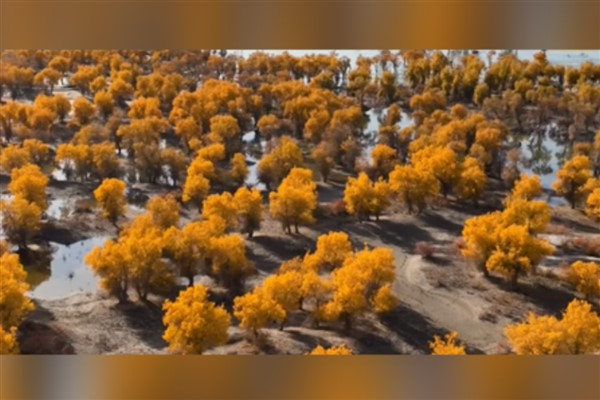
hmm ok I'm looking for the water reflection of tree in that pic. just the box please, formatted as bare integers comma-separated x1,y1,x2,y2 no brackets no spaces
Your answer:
521,133,553,176
18,248,52,291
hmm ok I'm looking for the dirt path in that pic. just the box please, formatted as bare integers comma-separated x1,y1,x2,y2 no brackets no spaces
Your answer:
359,234,505,354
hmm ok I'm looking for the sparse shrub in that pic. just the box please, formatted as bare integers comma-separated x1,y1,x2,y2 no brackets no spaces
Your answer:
415,241,436,259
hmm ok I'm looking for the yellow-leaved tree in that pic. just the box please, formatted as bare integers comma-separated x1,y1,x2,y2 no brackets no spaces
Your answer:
269,168,317,234
258,136,304,189
202,192,238,231
322,247,398,330
504,299,600,354
85,215,174,302
233,287,286,339
567,261,600,302
586,188,600,222
0,197,42,249
511,174,542,201
262,270,304,330
232,187,264,238
456,156,487,205
412,146,461,198
0,252,35,329
485,224,554,287
429,332,466,355
162,285,231,354
208,234,254,294
230,152,248,187
309,344,353,355
552,155,592,209
93,178,127,227
146,194,180,231
0,326,19,354
344,172,391,221
163,217,226,286
389,164,439,214
9,163,49,212
182,156,214,206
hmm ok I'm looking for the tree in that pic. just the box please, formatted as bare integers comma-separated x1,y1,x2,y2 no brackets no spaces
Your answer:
567,261,600,301
312,232,353,271
322,247,398,330
269,168,317,234
94,91,115,119
230,153,248,187
202,192,238,230
0,252,34,329
23,139,51,166
389,165,439,214
56,143,94,181
196,143,226,163
309,344,353,355
258,136,304,189
461,211,503,275
161,148,187,187
585,188,600,222
456,156,487,205
552,155,593,209
344,173,391,221
504,299,600,354
163,217,226,286
93,178,127,227
162,285,231,354
311,141,336,182
0,326,19,354
147,194,180,231
72,96,95,126
233,187,264,238
412,146,461,198
262,270,304,329
511,174,542,200
233,287,286,338
0,145,30,173
86,216,174,302
485,224,554,287
429,332,466,355
370,144,398,178
9,163,49,212
208,234,254,294
501,198,550,235
0,197,42,249
207,115,242,158
182,157,214,206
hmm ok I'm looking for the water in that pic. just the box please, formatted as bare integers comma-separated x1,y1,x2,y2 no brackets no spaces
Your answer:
363,107,413,163
26,236,108,300
46,198,75,219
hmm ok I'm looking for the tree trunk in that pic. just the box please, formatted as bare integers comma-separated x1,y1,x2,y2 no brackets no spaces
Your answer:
511,270,519,289
188,275,194,287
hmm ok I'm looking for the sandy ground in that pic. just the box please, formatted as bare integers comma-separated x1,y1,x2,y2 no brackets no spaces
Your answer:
5,177,600,355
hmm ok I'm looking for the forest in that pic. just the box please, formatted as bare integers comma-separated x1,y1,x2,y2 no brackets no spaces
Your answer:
1,49,599,355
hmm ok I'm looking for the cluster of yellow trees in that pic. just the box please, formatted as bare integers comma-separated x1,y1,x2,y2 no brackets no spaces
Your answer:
0,243,35,354
161,231,398,354
461,174,555,286
0,163,48,249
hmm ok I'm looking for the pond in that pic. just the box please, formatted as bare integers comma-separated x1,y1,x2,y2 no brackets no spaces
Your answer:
25,236,109,300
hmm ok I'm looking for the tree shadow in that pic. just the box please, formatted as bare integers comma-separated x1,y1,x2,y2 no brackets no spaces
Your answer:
380,304,485,354
114,300,167,350
551,214,600,234
285,328,333,351
485,274,575,317
250,235,313,262
246,245,284,275
417,212,464,237
19,301,75,354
